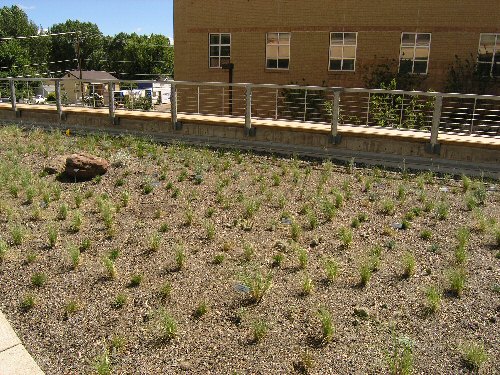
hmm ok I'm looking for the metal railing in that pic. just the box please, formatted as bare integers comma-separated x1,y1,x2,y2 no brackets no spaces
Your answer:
1,78,499,144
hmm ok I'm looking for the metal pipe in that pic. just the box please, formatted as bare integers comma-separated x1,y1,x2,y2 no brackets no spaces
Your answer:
9,79,16,112
245,85,252,129
170,82,177,126
55,80,62,120
430,95,443,146
331,90,341,137
108,81,115,122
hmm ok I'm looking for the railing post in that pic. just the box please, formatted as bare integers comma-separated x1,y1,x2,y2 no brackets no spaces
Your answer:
244,85,255,136
470,97,477,135
426,94,442,154
366,92,371,126
330,88,342,144
197,85,200,114
171,82,180,130
303,89,308,122
9,79,17,115
55,80,64,121
108,81,117,125
275,88,279,120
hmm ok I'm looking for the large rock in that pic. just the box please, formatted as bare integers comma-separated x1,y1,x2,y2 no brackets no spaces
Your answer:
65,153,109,180
44,155,67,175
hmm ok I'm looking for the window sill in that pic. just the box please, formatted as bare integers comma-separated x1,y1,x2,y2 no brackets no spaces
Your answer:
265,68,290,72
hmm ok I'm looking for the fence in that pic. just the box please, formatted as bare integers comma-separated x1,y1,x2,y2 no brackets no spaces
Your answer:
1,78,499,144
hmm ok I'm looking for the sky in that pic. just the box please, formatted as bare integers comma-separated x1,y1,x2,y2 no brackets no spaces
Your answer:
0,0,174,40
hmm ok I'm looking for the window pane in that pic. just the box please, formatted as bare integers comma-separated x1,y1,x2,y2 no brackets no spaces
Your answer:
331,33,343,45
210,34,219,45
278,45,290,58
344,33,357,45
221,46,230,57
402,33,416,45
493,62,499,76
267,33,279,44
343,46,356,59
413,60,428,74
267,59,278,69
416,34,431,46
414,47,429,59
343,59,355,71
210,57,220,68
329,59,342,70
220,57,230,66
277,59,289,69
401,47,414,59
221,34,231,44
331,46,343,58
480,34,496,48
478,52,493,62
279,33,290,44
477,62,491,76
399,59,413,74
267,45,279,59
210,46,220,57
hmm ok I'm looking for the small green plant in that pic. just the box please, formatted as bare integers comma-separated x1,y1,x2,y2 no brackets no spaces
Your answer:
321,199,336,222
129,274,143,287
183,207,194,226
10,225,24,246
447,267,467,297
193,301,209,319
420,229,432,240
436,201,449,220
70,211,83,232
74,193,83,208
159,281,172,301
290,220,302,241
175,245,186,270
93,350,111,375
302,274,314,295
0,239,7,262
317,307,334,344
397,184,407,201
48,226,58,248
109,335,127,353
461,174,472,191
109,248,120,261
272,252,284,267
380,199,396,215
57,203,68,220
112,293,127,309
121,191,130,207
159,223,170,233
213,253,225,264
158,309,178,340
205,220,216,240
402,251,416,279
103,257,117,279
425,285,442,314
240,271,272,304
149,233,161,252
462,342,488,372
142,181,154,195
455,227,470,265
323,257,339,283
243,199,260,219
252,320,268,343
31,272,47,287
351,217,360,228
338,227,353,247
243,243,254,262
68,245,80,269
306,210,318,230
20,294,35,312
297,247,308,269
64,300,79,316
359,261,373,287
387,334,414,375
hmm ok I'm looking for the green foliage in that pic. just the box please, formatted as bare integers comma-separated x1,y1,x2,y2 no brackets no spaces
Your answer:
0,239,8,261
252,320,268,343
10,224,24,245
103,257,117,279
68,245,80,269
387,334,414,375
20,293,35,312
447,268,467,297
444,55,497,95
31,272,47,287
193,301,209,319
240,271,272,304
112,293,127,309
323,257,339,283
290,220,302,241
48,226,58,248
317,307,334,344
93,350,111,375
175,244,186,270
297,247,308,269
461,342,488,372
425,285,442,314
402,251,416,278
301,274,314,295
128,274,143,287
158,309,177,340
149,232,161,252
338,227,353,247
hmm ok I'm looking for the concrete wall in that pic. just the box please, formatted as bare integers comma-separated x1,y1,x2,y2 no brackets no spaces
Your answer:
174,0,500,92
0,106,498,177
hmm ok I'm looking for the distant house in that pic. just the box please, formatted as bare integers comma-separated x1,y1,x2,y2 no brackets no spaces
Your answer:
61,70,119,104
35,84,55,97
137,76,172,104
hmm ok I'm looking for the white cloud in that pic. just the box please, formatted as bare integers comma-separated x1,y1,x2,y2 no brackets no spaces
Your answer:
134,27,143,33
17,4,36,10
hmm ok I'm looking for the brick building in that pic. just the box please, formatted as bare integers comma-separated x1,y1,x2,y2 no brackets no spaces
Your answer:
174,0,500,92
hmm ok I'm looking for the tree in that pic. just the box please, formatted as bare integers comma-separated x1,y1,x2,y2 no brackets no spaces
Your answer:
444,55,497,95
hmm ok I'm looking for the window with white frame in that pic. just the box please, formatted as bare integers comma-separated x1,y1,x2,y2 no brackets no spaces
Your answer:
209,33,231,68
399,33,431,74
478,33,499,76
266,32,290,69
329,32,357,71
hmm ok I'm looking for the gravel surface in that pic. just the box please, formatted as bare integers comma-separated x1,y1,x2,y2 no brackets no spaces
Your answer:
0,125,498,374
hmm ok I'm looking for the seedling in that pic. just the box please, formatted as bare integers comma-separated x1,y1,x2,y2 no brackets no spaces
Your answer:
205,220,216,240
64,300,79,315
112,293,127,309
10,225,24,246
402,251,416,278
48,226,58,248
420,229,432,240
57,203,68,220
297,247,308,269
338,227,353,247
272,252,284,267
240,271,272,303
0,239,8,262
149,233,161,252
128,274,143,287
302,274,314,295
31,272,47,287
243,243,254,262
68,245,80,269
70,211,83,232
380,199,396,215
290,220,302,241
436,201,449,220
323,257,339,283
158,309,177,340
317,307,334,344
447,267,467,297
425,285,442,314
462,342,488,372
387,334,414,375
158,281,172,301
121,191,130,207
359,261,372,287
193,302,209,319
175,245,186,270
20,294,35,312
213,253,225,264
93,350,111,375
103,257,117,279
252,320,268,343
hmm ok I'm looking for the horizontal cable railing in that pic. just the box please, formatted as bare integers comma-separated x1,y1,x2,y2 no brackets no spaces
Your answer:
0,77,499,141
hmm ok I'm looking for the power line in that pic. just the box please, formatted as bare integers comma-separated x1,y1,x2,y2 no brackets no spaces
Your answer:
0,31,79,41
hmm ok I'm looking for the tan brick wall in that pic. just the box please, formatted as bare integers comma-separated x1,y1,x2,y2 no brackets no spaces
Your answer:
174,0,500,91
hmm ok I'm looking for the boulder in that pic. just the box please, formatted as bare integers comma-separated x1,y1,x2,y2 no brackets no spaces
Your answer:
65,153,109,180
44,155,67,175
